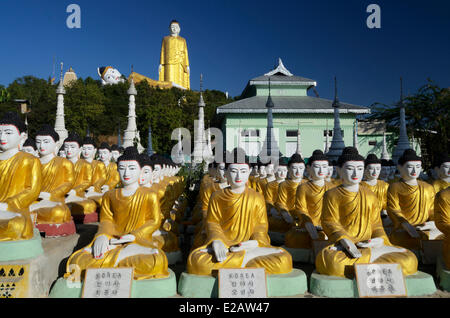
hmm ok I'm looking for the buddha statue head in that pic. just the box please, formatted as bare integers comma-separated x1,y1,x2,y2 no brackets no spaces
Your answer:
138,154,153,186
225,148,250,191
97,66,126,85
58,147,66,158
208,163,216,178
364,154,382,181
337,147,365,187
0,111,27,154
111,144,120,162
150,154,163,182
215,161,227,183
307,150,329,182
117,147,142,186
169,20,181,37
380,159,390,180
259,165,267,178
98,142,112,164
388,160,397,177
275,157,289,181
64,132,82,160
81,137,97,161
35,125,60,157
22,137,38,157
266,164,275,177
250,164,259,177
434,154,450,180
397,149,422,182
288,153,305,181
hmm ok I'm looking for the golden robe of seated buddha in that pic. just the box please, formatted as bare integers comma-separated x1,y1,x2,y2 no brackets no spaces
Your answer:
387,180,436,249
149,182,180,253
273,179,306,232
316,186,418,278
285,181,332,249
0,152,41,241
191,181,224,250
187,187,292,276
433,179,450,194
68,159,97,216
361,179,389,211
264,179,287,233
35,157,74,224
104,161,120,190
65,187,169,280
434,188,450,268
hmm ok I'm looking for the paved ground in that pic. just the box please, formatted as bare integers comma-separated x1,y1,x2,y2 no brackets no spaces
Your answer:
48,222,450,298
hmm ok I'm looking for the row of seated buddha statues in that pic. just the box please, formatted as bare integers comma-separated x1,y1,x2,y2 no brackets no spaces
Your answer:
188,146,449,283
1,108,449,296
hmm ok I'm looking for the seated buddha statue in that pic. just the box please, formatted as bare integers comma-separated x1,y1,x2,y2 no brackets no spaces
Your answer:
265,158,289,234
187,148,293,276
29,125,76,236
64,147,169,281
316,147,418,278
82,137,107,204
379,159,390,182
192,161,229,250
111,144,121,163
274,153,306,229
435,187,450,269
387,149,441,251
248,164,260,191
97,142,120,193
361,154,391,229
0,112,42,241
285,150,331,251
255,164,268,194
58,147,66,158
388,160,400,184
63,133,97,222
21,137,38,157
325,160,341,188
432,154,450,194
138,154,179,255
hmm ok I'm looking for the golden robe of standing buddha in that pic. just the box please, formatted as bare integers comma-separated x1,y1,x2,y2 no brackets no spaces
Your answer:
187,187,292,275
159,20,190,90
435,187,450,269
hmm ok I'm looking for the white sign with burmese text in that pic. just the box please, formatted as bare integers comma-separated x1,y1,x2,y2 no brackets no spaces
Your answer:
218,268,267,298
82,267,133,298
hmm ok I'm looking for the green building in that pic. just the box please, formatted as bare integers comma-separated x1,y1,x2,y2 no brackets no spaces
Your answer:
215,59,419,159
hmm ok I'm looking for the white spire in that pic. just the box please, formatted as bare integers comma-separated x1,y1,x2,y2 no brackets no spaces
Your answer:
264,58,294,77
123,75,144,152
54,62,68,147
353,120,359,151
192,74,207,164
392,77,412,164
295,121,302,156
381,131,390,160
326,77,346,161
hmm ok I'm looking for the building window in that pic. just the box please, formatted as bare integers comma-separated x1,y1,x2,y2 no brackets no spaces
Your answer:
323,130,344,137
368,141,377,146
241,129,260,137
286,130,298,137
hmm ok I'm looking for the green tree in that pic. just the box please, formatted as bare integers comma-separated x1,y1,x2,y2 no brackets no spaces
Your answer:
370,79,450,166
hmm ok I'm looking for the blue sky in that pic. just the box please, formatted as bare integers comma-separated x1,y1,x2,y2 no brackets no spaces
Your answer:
1,0,449,108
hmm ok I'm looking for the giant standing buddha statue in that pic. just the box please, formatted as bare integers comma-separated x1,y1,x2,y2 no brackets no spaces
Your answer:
159,20,190,90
